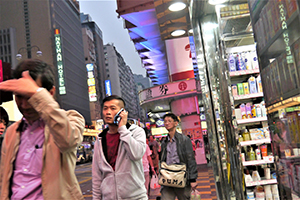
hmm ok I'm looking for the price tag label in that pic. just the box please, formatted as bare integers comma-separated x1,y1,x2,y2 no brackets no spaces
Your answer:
261,180,267,185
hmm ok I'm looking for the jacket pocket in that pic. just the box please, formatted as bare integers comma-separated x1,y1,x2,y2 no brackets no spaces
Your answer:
116,171,144,198
100,174,116,199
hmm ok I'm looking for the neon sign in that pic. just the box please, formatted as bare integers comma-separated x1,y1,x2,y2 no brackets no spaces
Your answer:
105,80,112,96
86,63,97,102
54,29,66,95
279,3,293,64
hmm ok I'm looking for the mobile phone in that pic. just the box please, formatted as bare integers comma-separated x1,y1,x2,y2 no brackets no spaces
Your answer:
113,108,124,125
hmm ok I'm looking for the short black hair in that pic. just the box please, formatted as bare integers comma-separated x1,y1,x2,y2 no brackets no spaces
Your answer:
163,113,179,122
13,59,55,91
102,95,126,108
0,107,9,125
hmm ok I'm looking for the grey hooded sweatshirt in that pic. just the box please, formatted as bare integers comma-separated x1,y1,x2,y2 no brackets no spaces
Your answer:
92,123,147,200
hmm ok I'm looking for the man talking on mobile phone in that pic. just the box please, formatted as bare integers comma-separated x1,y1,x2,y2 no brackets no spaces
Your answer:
92,95,147,199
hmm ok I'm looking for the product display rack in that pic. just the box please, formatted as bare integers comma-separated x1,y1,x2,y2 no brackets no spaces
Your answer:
245,179,277,187
248,0,300,199
243,157,274,166
240,138,271,146
217,1,279,197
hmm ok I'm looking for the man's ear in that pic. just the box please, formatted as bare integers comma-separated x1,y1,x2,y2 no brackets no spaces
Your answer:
49,86,56,97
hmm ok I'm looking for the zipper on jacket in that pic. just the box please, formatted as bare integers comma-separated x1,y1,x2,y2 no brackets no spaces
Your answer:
98,137,118,199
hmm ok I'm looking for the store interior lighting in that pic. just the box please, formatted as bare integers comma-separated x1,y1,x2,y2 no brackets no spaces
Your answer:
171,29,186,37
168,2,186,12
208,0,228,5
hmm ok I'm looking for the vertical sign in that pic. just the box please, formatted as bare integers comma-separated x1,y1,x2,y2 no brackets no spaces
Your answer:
54,29,66,95
105,80,112,96
86,63,97,102
189,36,199,80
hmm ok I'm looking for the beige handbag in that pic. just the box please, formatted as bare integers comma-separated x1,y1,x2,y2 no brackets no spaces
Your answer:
158,161,187,188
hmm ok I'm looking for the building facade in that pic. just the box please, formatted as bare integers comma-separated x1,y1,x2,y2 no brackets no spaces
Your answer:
133,74,153,122
133,74,153,90
81,13,107,123
0,0,91,124
103,43,140,120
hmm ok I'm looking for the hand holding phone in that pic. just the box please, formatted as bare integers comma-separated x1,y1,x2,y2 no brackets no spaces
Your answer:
114,108,124,125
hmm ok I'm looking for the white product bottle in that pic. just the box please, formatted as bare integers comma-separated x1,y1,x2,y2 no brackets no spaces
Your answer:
265,186,273,200
228,53,236,71
255,148,262,160
256,104,262,118
256,75,263,93
244,51,252,70
236,53,246,70
261,101,267,117
251,51,259,69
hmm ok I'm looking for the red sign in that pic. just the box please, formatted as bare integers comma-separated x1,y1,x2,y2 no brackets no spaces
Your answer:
178,81,187,91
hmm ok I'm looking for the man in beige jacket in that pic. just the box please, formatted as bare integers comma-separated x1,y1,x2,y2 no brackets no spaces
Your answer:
0,59,85,199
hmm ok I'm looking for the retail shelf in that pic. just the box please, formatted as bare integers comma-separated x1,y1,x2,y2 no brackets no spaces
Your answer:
229,69,260,77
234,92,263,100
237,117,267,125
284,155,300,160
240,138,271,146
245,179,277,187
226,44,256,54
258,11,300,57
243,157,274,166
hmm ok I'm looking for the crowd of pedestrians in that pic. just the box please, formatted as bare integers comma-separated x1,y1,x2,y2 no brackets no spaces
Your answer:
0,59,198,199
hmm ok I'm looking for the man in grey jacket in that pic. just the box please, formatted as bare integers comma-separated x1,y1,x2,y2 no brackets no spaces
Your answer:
92,95,147,199
160,113,198,200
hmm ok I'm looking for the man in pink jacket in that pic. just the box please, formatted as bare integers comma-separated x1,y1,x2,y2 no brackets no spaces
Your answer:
0,59,85,199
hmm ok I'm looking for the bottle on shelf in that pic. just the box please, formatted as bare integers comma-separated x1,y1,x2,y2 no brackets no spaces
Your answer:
261,145,268,157
251,105,256,118
256,75,263,93
249,147,256,161
246,103,252,118
248,76,258,94
242,129,251,141
255,147,262,160
239,134,244,142
240,103,247,119
228,53,236,72
244,51,252,70
250,51,259,69
236,53,246,70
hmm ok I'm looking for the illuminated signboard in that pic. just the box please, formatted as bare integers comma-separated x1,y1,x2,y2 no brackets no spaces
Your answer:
54,29,66,95
86,63,93,71
189,36,199,80
86,63,97,102
105,80,112,96
87,78,95,86
279,2,293,64
139,78,196,103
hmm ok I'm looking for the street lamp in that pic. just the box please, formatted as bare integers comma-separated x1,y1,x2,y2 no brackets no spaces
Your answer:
16,45,42,60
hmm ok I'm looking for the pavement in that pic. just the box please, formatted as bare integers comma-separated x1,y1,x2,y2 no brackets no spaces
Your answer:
76,162,217,200
149,164,217,200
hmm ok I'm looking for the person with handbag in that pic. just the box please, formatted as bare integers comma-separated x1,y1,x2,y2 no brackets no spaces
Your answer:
159,113,198,200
